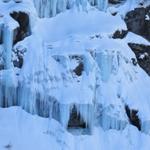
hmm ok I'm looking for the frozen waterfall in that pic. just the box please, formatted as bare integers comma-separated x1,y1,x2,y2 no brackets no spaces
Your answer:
0,0,150,137
33,0,108,17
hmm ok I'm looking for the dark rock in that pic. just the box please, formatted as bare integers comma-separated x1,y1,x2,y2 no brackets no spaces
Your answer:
13,56,23,68
10,11,31,44
112,30,128,39
125,6,150,40
128,43,150,75
131,58,138,66
4,143,12,149
109,0,124,4
73,62,84,76
125,105,141,130
111,12,118,16
14,0,22,3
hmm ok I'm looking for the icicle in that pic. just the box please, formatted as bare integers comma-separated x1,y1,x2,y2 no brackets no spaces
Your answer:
96,51,113,82
57,0,67,13
51,0,57,17
100,114,111,130
59,104,70,128
52,100,60,121
78,104,94,131
3,25,13,69
97,0,108,11
76,0,88,11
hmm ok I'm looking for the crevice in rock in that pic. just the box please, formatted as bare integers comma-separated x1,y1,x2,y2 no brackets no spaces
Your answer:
109,0,125,4
112,30,128,39
125,105,141,130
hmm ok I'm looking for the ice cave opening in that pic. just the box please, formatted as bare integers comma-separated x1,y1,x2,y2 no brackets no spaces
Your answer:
10,11,30,44
67,105,90,135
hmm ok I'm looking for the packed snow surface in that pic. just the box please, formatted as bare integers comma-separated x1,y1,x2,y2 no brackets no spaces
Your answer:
0,107,150,150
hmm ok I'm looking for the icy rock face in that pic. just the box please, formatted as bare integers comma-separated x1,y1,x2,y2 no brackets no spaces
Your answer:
125,5,150,40
33,0,108,17
95,104,127,130
128,43,150,75
125,105,141,130
10,11,31,44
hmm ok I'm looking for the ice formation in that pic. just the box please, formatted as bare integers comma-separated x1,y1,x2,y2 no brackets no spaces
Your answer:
0,1,150,148
33,0,109,17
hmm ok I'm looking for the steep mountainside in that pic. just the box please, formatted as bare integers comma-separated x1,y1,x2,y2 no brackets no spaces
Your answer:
0,0,150,150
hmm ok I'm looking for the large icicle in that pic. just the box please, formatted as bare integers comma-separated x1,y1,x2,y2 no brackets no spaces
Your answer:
3,25,13,69
59,104,71,128
96,0,108,11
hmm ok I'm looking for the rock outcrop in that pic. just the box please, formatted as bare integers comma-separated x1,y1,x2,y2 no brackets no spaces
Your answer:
128,43,150,75
125,6,150,40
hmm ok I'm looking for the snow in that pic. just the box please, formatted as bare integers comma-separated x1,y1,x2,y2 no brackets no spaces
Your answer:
0,0,150,149
125,32,150,45
0,107,150,150
34,9,127,42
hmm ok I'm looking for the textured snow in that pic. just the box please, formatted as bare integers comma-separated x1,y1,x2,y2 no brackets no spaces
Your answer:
34,9,127,42
0,107,150,150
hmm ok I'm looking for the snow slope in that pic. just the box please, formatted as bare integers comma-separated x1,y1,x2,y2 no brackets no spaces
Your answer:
0,107,150,150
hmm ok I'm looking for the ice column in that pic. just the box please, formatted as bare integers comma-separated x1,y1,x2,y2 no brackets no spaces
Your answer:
3,25,13,69
96,52,113,82
59,104,70,128
0,19,18,107
97,0,108,11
